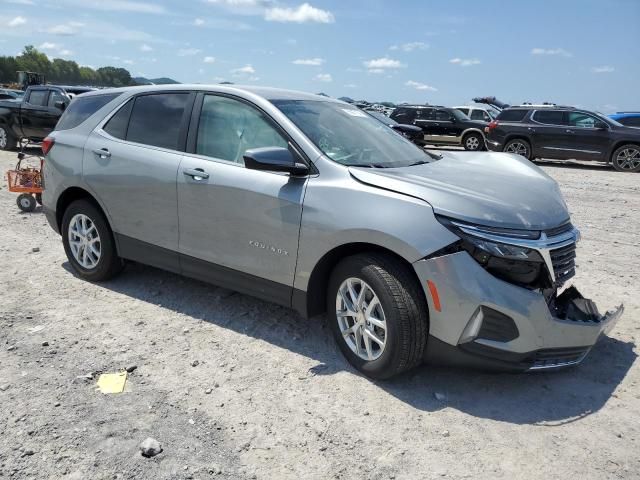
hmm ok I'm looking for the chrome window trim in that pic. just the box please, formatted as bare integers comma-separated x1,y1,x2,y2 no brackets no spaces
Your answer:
543,146,601,154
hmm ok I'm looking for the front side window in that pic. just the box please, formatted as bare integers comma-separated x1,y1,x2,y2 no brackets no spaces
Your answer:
196,95,288,164
568,112,600,128
126,93,189,150
273,100,434,168
532,110,566,125
27,90,48,106
57,93,121,131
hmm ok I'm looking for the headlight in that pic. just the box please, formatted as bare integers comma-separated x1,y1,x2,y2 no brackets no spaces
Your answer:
459,235,542,263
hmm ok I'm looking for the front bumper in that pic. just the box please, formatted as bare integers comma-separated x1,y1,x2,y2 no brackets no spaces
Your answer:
413,251,623,371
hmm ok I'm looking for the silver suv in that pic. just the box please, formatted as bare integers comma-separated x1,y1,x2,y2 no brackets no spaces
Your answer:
42,85,622,379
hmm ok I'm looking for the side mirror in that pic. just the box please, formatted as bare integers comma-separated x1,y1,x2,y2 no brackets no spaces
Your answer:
243,147,309,176
54,100,67,111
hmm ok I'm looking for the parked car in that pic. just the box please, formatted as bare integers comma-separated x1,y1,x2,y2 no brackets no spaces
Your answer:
390,105,488,151
0,84,96,150
454,105,499,122
42,85,622,379
365,110,423,143
609,112,640,128
485,105,640,172
0,88,25,101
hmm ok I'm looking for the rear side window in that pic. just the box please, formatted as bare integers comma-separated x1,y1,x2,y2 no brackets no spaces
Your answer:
470,110,489,121
27,90,48,106
532,110,566,125
56,93,121,131
126,93,190,150
103,100,134,139
435,110,453,121
496,109,528,122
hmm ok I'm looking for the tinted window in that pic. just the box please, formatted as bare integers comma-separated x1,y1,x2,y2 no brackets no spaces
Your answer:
196,95,287,164
435,110,453,121
125,94,189,150
567,112,599,128
470,109,489,121
48,90,67,109
417,109,434,120
620,117,640,127
457,108,469,115
533,110,566,125
56,93,121,131
391,108,416,123
103,100,134,139
496,109,528,122
27,90,48,106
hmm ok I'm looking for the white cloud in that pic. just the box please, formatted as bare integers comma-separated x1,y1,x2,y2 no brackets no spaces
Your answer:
390,41,428,52
314,73,332,82
343,83,357,88
45,24,78,35
531,47,572,57
194,18,205,26
178,48,202,56
123,59,134,65
231,64,256,75
58,49,73,56
363,57,405,70
7,0,35,4
140,44,153,52
367,68,384,74
449,57,481,67
265,3,334,23
203,56,216,63
592,65,614,73
39,42,59,50
405,80,437,91
292,57,324,66
8,16,27,27
60,0,167,14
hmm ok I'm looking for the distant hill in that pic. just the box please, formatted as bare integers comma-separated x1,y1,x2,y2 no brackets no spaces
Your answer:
133,76,180,85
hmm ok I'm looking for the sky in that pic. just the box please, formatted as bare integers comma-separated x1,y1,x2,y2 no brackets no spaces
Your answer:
0,0,638,112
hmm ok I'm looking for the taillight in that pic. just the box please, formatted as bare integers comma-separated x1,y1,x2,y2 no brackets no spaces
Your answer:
42,136,55,156
487,120,499,131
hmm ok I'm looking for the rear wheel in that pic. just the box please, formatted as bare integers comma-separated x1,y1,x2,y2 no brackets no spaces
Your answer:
327,253,428,379
611,144,640,173
503,138,532,160
61,199,123,281
462,132,484,151
0,125,17,151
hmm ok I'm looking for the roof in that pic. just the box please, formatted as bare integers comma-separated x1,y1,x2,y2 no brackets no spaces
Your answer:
78,84,342,103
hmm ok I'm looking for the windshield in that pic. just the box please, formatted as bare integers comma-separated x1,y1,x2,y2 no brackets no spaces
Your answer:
273,100,434,168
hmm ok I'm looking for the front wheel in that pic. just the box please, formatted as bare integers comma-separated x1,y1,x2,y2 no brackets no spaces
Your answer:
503,138,532,160
462,132,484,151
611,144,640,173
327,253,428,379
61,199,123,281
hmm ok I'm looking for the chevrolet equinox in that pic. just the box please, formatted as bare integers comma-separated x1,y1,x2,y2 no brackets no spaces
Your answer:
42,85,623,379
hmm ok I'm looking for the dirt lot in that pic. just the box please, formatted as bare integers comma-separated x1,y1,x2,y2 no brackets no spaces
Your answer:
0,149,638,480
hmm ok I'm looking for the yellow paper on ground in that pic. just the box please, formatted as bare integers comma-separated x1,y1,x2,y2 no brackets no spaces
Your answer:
96,372,127,394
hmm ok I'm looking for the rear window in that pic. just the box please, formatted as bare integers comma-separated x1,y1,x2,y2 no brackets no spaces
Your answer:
56,93,121,131
125,93,190,150
496,109,528,122
532,110,566,125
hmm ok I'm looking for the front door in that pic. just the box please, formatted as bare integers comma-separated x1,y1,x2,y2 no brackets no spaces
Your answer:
562,111,611,161
177,94,308,304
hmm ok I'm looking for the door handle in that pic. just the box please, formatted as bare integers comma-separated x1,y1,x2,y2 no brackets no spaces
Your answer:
93,148,111,159
565,129,575,133
527,127,536,132
183,168,209,181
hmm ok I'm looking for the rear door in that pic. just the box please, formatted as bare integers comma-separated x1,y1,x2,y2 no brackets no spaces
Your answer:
529,109,569,158
177,93,308,302
83,92,195,268
563,111,611,161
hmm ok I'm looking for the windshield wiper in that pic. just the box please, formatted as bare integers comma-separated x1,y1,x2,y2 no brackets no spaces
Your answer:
408,160,431,166
343,163,388,168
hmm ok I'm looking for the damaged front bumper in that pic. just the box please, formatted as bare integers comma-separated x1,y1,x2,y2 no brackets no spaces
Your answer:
413,251,623,372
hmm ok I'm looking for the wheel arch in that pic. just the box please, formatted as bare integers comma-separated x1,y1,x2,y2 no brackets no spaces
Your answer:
55,186,112,236
608,141,640,163
461,127,485,139
298,242,428,319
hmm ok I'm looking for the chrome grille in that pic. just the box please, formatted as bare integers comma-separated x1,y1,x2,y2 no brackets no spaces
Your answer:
550,242,577,284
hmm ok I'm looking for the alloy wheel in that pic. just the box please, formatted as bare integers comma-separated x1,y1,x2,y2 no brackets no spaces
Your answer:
505,141,528,157
465,136,480,150
0,127,7,149
335,277,387,361
615,148,640,171
68,213,102,269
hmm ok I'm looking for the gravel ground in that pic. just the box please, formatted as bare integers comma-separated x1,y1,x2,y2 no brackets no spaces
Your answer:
0,149,638,480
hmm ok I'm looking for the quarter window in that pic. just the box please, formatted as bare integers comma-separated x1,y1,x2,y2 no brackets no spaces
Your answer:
126,93,190,150
532,110,566,125
57,93,121,131
103,100,134,139
196,95,287,164
567,112,599,128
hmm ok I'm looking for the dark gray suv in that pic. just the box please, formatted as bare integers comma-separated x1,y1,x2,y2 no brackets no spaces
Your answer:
41,85,622,378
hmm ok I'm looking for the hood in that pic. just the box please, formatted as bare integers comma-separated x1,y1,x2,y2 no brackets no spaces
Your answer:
349,151,570,230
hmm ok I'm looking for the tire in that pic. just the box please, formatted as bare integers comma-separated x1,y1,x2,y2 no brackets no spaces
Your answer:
0,124,17,151
35,193,43,206
503,138,532,160
462,132,484,151
327,253,428,380
61,199,123,281
17,194,36,212
611,144,640,173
